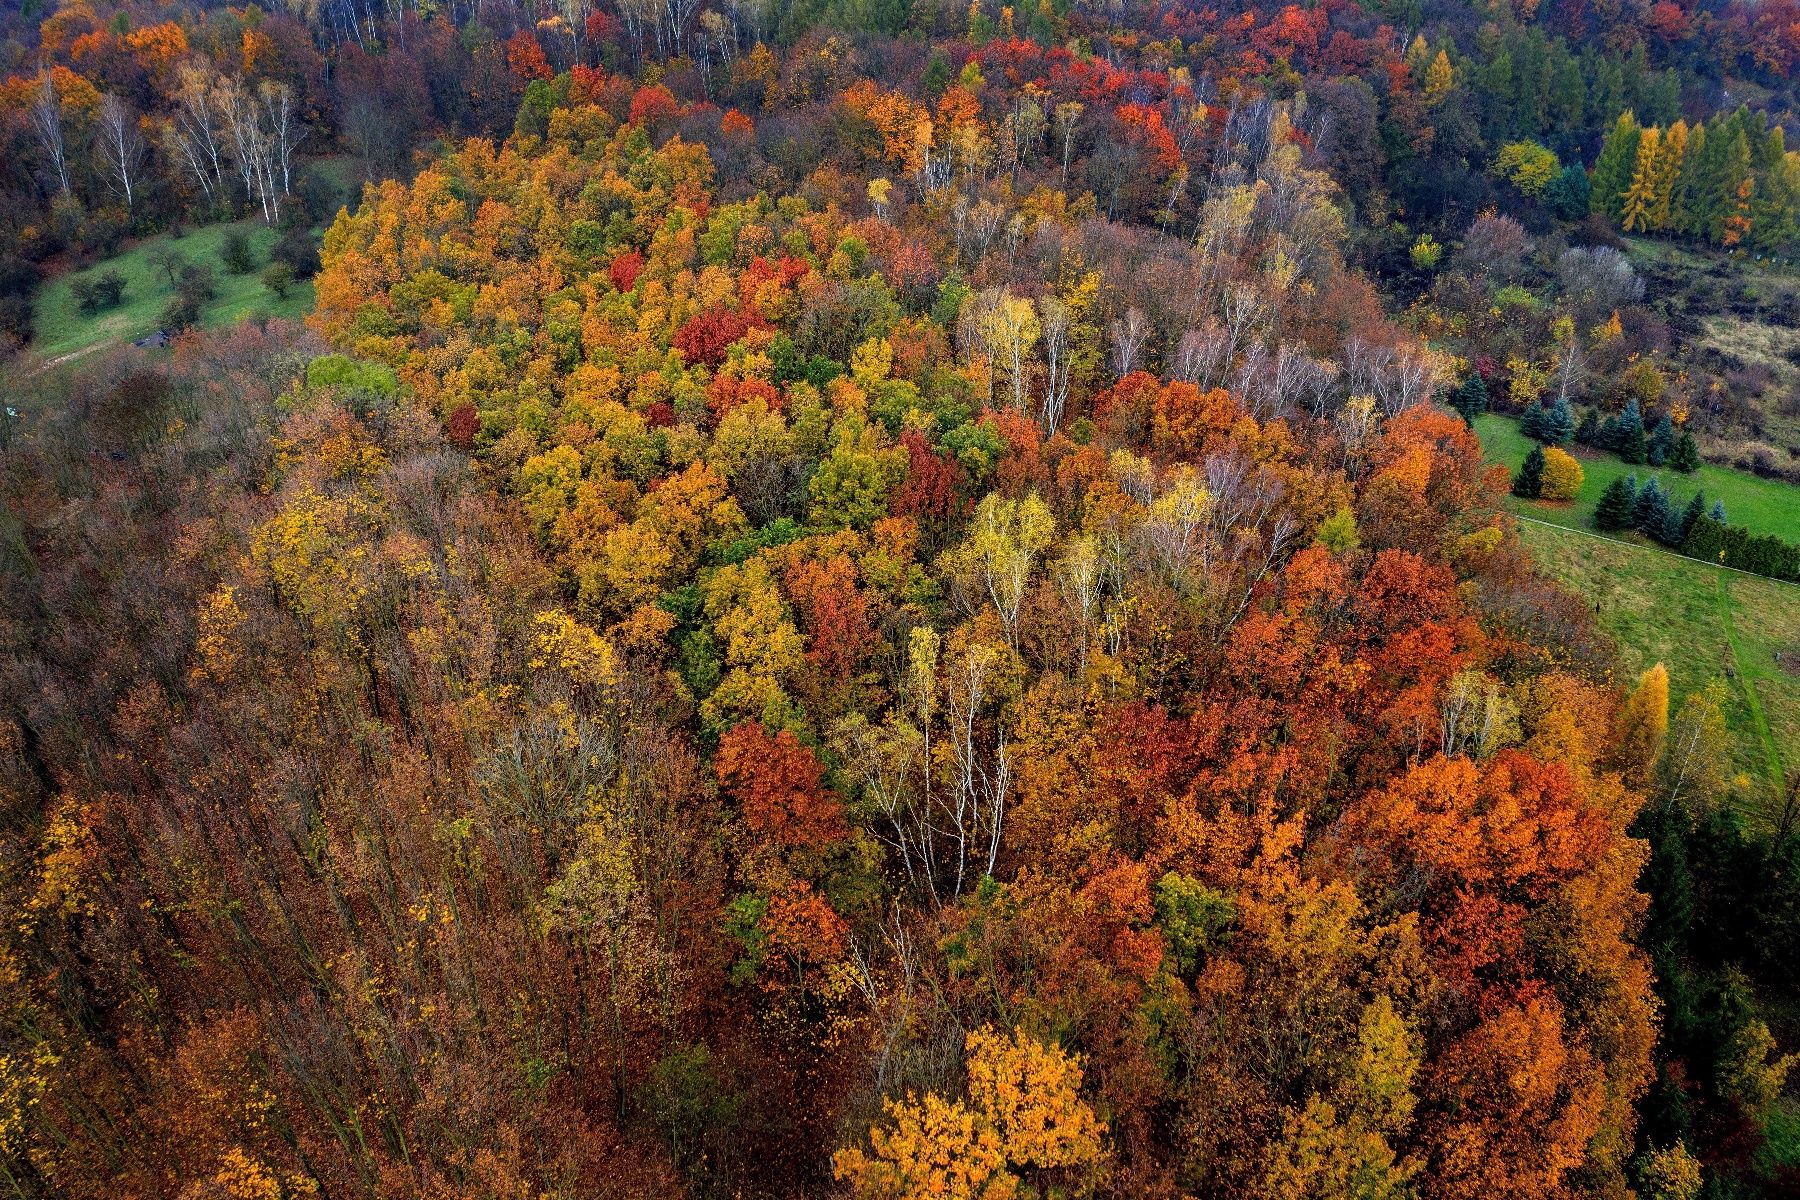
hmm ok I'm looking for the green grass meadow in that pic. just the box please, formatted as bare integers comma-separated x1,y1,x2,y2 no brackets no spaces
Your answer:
1515,522,1797,812
1476,412,1800,543
29,218,314,363
1473,414,1799,815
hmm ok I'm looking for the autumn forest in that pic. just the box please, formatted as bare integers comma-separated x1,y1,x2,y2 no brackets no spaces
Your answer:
4,0,1800,1197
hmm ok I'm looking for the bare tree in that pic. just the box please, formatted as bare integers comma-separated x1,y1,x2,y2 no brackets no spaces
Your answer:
1038,296,1072,433
165,65,229,210
28,74,71,197
1109,305,1150,378
96,95,146,213
1054,101,1083,184
219,77,306,224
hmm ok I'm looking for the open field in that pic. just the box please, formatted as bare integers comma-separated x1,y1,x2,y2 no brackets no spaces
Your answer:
1624,234,1800,464
1476,412,1800,543
24,218,314,365
1515,520,1797,813
1474,411,1799,813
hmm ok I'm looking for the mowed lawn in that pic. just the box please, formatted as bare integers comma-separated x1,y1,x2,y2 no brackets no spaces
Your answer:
1511,497,1799,817
1475,412,1800,543
30,218,314,362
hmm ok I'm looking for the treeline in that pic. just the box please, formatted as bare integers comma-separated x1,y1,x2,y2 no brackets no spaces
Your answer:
1590,105,1800,254
5,0,1800,354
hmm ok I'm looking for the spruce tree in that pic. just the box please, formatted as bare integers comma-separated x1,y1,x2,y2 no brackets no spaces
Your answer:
1617,399,1647,463
1450,372,1489,425
1520,402,1548,442
1514,445,1546,498
1543,395,1575,444
1710,498,1728,523
1673,491,1706,545
1548,164,1591,220
1576,406,1602,445
1669,431,1700,472
1596,473,1639,530
1634,476,1671,535
1647,412,1675,466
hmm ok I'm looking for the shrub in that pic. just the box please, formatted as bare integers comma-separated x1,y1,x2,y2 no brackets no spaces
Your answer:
162,263,217,331
160,292,202,332
221,228,258,275
72,269,127,316
1540,447,1584,500
271,228,321,279
261,261,295,300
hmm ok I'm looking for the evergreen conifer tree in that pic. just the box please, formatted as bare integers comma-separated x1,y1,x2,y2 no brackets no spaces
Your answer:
1577,405,1602,445
1673,491,1706,545
1669,431,1700,472
1634,476,1671,535
1450,372,1489,424
1591,111,1644,219
1617,399,1647,463
1548,164,1591,219
1521,402,1549,441
1596,473,1639,530
1543,395,1575,444
1647,412,1675,466
1514,445,1546,498
1710,498,1728,523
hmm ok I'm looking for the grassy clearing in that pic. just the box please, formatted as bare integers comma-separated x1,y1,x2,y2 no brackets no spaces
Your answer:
1475,413,1800,543
27,218,314,363
1515,518,1798,817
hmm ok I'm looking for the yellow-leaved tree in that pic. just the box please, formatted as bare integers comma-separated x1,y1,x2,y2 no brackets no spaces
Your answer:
834,1026,1106,1199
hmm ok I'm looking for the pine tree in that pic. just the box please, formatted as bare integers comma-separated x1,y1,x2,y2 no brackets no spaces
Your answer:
1634,476,1671,535
1596,473,1639,530
1591,111,1643,219
1514,444,1546,498
1617,399,1647,463
1620,125,1664,232
1710,498,1728,523
1669,431,1700,472
1543,395,1575,444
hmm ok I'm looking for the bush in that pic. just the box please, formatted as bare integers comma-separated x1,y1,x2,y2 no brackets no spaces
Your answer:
162,263,217,331
221,228,258,275
1540,447,1584,500
271,228,321,279
262,261,296,300
72,269,128,316
160,292,202,332
0,295,33,348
